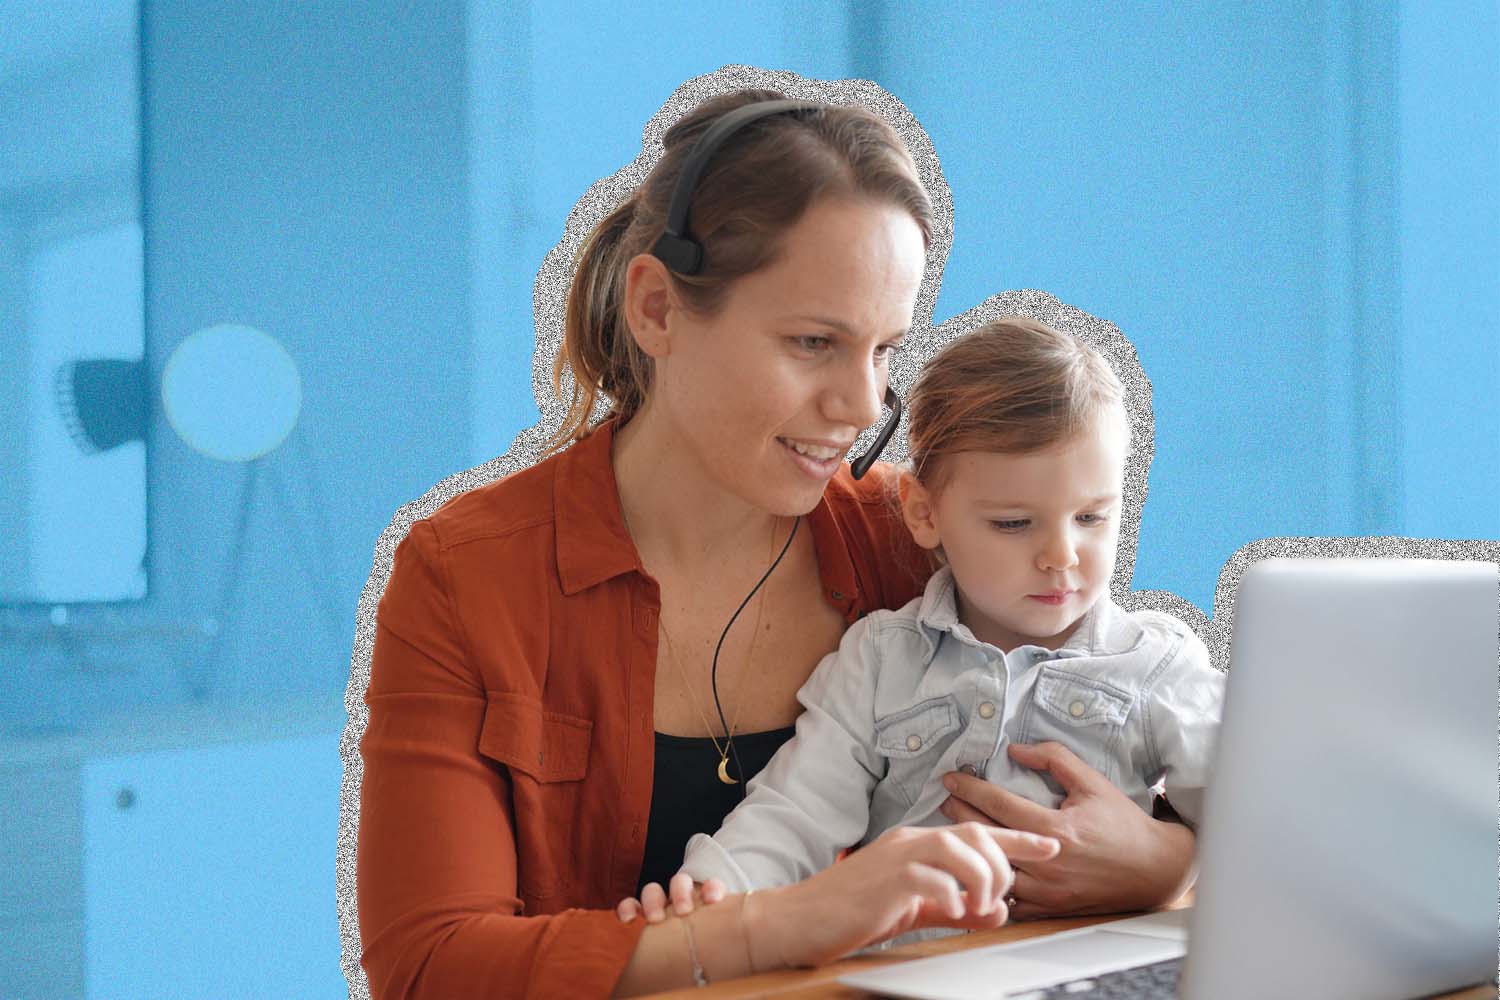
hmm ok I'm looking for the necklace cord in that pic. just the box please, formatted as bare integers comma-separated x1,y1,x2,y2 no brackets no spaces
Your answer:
712,515,801,790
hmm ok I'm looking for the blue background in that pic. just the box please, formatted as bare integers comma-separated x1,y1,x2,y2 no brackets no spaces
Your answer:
1,2,1495,997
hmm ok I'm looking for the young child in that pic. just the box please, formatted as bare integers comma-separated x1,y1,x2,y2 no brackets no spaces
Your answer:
637,318,1222,916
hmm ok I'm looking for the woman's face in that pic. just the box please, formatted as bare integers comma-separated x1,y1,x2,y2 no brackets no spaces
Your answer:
652,196,926,516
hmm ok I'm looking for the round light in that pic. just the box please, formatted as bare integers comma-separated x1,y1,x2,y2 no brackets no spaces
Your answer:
161,324,302,462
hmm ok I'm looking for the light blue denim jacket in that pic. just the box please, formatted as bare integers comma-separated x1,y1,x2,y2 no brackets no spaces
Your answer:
680,565,1224,893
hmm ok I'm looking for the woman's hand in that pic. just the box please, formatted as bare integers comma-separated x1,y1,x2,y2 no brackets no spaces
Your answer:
744,822,1061,969
939,742,1197,921
617,873,728,923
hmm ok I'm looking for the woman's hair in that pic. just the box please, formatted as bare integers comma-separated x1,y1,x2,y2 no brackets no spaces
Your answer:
546,89,934,453
905,317,1127,493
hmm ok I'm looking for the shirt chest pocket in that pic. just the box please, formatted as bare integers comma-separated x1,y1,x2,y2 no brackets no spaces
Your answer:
1020,669,1134,784
477,693,592,901
874,696,962,806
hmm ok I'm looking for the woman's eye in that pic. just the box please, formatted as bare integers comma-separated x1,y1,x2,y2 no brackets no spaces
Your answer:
794,335,833,352
873,341,905,360
989,519,1029,531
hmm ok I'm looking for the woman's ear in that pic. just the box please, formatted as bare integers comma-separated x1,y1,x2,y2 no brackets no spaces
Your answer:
622,253,675,359
898,469,943,551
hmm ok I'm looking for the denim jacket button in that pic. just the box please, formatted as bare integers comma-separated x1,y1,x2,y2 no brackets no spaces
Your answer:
978,701,996,719
905,734,923,752
959,763,979,777
1068,700,1086,718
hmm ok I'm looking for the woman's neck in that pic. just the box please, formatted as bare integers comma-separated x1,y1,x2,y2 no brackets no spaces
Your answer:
612,405,784,573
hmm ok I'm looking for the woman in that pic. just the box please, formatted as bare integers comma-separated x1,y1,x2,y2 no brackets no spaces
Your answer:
355,89,1196,998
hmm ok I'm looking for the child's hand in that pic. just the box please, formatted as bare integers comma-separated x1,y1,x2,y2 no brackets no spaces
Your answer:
615,872,728,922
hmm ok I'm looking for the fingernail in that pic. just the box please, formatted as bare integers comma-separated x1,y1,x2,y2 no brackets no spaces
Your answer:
943,774,958,792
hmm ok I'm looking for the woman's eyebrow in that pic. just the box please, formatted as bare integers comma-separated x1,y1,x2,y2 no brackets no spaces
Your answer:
786,314,908,340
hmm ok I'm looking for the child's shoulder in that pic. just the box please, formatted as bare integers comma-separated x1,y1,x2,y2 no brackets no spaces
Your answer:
1112,603,1214,674
851,593,928,643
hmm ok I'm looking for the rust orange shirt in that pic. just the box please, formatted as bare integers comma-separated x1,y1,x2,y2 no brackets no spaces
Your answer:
357,417,930,999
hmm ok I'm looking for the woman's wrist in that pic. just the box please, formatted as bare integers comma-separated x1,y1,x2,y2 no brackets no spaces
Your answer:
739,886,792,972
1145,816,1198,905
680,888,790,984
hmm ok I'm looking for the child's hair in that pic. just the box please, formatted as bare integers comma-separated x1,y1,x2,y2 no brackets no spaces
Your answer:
546,89,933,455
905,317,1126,492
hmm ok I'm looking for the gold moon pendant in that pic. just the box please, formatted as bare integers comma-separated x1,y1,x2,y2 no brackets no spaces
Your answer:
716,756,738,785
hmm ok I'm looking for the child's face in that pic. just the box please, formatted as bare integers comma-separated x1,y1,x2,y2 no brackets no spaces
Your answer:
901,410,1128,652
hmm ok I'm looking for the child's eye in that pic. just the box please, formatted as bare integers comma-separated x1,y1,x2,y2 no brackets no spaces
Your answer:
1077,513,1109,526
989,519,1029,531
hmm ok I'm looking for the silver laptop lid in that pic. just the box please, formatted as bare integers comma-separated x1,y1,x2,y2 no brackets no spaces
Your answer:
1181,558,1498,1000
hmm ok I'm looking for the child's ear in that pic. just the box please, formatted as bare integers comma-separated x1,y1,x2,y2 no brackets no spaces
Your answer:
898,470,942,551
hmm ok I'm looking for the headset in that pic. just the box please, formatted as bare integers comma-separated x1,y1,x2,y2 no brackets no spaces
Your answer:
650,99,903,481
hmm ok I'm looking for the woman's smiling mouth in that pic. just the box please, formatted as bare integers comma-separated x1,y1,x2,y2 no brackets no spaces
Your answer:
778,437,848,477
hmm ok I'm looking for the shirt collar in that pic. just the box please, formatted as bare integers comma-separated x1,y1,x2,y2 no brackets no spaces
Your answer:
551,417,860,610
913,564,1143,660
554,418,644,596
805,473,865,624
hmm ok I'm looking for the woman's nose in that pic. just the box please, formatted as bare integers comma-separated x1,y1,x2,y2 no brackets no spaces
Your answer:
825,358,885,433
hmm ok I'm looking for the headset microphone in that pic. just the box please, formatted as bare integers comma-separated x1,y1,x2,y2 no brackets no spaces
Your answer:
651,99,904,479
848,387,902,480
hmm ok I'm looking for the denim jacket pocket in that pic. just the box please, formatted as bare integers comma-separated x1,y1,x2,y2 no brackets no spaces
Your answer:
874,696,961,806
875,696,962,758
1021,668,1133,782
478,692,593,899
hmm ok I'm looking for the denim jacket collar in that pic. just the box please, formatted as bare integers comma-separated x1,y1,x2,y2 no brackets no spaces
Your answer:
911,564,1147,664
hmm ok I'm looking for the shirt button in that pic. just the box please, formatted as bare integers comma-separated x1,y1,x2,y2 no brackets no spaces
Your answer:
959,763,979,777
906,734,922,752
1069,700,1086,718
978,701,996,719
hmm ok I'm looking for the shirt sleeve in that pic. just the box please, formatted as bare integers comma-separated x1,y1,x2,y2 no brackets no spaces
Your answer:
1141,627,1225,829
679,614,887,892
357,519,645,1000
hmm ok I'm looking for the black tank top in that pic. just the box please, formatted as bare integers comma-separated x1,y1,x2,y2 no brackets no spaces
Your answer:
635,726,797,895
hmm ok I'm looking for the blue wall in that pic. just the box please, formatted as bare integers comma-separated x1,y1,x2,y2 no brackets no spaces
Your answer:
0,2,1494,997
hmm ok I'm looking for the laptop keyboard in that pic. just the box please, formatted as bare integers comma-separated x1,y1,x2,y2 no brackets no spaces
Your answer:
1014,956,1183,999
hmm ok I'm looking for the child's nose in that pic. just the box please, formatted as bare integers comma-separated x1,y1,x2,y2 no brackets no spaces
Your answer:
1037,531,1079,572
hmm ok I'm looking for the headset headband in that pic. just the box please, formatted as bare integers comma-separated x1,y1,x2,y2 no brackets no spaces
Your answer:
650,99,820,275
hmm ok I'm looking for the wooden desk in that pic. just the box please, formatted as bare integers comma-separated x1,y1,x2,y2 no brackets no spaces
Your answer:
642,907,1495,999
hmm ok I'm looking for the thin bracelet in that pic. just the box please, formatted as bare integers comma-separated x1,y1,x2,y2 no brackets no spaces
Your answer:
738,889,765,973
681,913,709,987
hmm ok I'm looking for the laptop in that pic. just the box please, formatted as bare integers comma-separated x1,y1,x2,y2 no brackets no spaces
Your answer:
840,557,1498,1000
